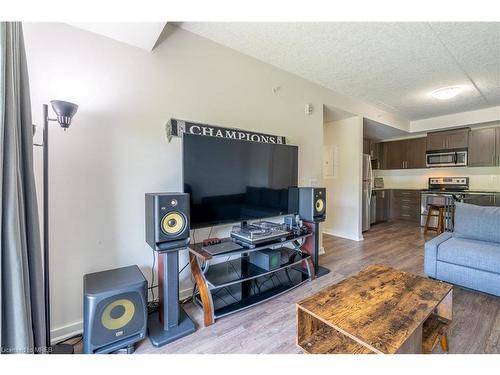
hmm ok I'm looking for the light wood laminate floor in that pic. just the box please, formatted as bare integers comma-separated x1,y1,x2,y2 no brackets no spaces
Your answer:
136,221,500,354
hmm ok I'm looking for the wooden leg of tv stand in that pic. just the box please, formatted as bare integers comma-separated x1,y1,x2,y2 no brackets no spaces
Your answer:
189,253,215,327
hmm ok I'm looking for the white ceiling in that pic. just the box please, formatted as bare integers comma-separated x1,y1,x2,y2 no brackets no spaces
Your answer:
178,22,500,121
68,22,166,51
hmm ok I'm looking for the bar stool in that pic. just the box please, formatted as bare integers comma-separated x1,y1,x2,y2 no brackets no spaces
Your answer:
424,205,445,234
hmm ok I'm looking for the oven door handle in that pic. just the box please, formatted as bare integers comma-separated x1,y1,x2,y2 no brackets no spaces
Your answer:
453,152,458,164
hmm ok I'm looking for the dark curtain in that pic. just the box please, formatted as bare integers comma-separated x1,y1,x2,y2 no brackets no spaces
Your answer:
0,22,46,354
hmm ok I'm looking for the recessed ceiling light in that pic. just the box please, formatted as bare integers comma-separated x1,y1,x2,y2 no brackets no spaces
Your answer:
430,86,463,100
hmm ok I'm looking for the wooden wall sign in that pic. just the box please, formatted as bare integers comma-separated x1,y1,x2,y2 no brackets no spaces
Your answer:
166,118,286,144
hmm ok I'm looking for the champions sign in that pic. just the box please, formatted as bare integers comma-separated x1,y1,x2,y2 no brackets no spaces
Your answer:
166,118,286,145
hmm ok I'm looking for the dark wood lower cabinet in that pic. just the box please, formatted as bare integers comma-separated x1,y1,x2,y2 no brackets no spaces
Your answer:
390,190,421,223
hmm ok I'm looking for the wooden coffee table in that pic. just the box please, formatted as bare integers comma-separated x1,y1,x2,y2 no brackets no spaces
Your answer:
296,264,453,354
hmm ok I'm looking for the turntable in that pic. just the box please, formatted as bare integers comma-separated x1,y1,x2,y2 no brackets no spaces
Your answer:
230,221,291,246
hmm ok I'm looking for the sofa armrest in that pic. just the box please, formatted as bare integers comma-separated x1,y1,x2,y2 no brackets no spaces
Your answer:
424,232,452,278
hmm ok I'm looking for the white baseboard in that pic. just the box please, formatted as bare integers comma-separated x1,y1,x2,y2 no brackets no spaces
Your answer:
51,321,83,345
180,286,193,301
322,228,362,242
50,287,195,345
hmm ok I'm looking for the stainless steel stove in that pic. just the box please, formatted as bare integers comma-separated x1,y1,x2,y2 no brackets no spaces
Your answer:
420,177,469,231
427,177,469,192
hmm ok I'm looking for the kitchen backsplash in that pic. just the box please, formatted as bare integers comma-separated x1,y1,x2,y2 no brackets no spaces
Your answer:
373,166,500,190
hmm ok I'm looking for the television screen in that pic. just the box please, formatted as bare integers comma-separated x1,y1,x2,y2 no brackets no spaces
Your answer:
183,133,298,228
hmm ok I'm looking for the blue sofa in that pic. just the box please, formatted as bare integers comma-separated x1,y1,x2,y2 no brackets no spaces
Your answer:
424,202,500,297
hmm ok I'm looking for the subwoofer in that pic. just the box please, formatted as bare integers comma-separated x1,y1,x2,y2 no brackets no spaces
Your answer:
83,265,147,354
145,193,190,251
297,187,326,223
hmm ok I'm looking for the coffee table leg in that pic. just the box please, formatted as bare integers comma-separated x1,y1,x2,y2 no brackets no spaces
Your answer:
440,334,449,352
435,289,453,321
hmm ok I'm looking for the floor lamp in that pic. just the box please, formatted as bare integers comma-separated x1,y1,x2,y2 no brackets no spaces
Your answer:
34,100,78,354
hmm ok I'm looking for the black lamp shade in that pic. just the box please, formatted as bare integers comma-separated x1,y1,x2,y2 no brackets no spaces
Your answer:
50,100,78,128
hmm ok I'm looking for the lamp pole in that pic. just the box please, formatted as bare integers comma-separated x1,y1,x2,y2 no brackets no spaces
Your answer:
35,101,78,354
43,104,51,350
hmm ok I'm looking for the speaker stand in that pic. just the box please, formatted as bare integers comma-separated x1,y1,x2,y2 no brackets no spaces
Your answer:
147,249,195,347
148,309,195,347
316,266,330,278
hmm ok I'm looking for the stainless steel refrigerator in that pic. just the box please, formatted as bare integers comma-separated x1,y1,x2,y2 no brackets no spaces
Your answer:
362,154,373,232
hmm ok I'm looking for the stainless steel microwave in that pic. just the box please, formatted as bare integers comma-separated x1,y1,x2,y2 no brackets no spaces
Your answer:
426,150,467,167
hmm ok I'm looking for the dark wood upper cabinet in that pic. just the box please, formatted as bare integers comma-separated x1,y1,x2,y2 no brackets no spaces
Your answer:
447,129,469,149
381,137,426,170
469,128,497,167
407,137,427,169
369,141,380,161
426,132,447,151
363,138,370,155
383,140,405,170
426,128,469,151
363,139,382,169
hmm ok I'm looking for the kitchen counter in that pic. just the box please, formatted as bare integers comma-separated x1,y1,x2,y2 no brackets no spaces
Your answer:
373,187,500,194
372,187,424,191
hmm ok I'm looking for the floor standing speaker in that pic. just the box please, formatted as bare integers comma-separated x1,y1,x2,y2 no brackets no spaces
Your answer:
145,193,195,347
83,265,147,354
293,187,330,277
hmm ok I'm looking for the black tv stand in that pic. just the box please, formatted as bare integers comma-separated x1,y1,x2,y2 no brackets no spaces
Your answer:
188,232,315,326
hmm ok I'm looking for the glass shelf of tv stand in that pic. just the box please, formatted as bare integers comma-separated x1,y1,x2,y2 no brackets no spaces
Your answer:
203,248,311,289
194,255,312,320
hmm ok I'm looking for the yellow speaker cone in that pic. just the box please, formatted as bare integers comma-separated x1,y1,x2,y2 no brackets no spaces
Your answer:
101,299,135,330
315,198,324,212
161,212,185,235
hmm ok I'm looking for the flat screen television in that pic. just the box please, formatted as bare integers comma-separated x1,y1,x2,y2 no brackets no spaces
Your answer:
183,133,298,228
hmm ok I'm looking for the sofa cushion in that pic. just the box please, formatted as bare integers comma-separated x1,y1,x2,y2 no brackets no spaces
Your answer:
453,202,500,244
437,237,500,274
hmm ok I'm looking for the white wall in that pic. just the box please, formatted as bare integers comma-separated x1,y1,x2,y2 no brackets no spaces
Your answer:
23,23,401,339
323,117,363,241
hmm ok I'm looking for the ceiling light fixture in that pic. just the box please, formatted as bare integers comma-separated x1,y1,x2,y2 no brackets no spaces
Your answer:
430,86,463,100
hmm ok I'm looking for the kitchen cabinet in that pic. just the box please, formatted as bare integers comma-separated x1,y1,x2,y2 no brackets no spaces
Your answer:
407,137,427,169
468,128,496,167
383,140,405,169
381,137,426,170
426,128,469,151
363,139,382,169
363,138,370,155
369,141,379,160
390,190,421,223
